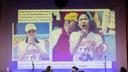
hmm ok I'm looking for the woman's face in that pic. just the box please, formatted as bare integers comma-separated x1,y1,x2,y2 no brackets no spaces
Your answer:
27,29,36,38
78,14,89,30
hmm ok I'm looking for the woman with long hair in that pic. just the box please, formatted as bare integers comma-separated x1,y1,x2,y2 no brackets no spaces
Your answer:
70,12,106,61
18,23,48,61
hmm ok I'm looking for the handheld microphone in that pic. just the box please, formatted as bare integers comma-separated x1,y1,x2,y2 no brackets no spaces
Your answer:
81,24,88,38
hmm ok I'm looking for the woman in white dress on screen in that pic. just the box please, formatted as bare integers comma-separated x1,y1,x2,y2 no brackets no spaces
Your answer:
18,23,48,61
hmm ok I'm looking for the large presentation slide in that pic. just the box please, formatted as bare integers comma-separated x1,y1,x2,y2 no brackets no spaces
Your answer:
12,9,115,69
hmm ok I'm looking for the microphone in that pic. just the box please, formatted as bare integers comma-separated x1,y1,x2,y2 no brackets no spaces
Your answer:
104,56,106,59
81,24,88,38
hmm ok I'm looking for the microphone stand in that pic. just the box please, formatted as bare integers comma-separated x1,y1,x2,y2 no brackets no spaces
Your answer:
104,56,106,72
31,56,35,72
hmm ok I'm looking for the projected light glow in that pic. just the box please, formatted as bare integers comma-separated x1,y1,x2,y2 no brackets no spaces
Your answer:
12,9,115,69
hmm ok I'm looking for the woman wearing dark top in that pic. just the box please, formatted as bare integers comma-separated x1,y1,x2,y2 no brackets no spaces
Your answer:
45,66,53,72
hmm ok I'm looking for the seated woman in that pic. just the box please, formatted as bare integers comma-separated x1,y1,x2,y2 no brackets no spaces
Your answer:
72,66,79,72
45,66,53,72
120,67,127,72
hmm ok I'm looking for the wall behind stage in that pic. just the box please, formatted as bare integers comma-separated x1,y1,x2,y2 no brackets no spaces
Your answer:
0,0,127,71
